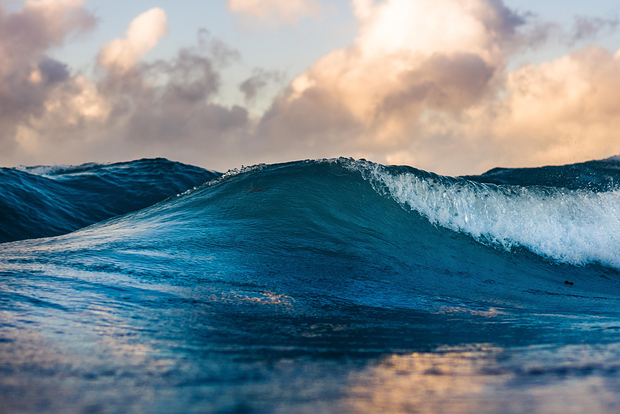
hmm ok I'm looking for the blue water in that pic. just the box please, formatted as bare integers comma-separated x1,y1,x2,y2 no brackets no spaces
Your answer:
1,157,620,412
0,158,219,243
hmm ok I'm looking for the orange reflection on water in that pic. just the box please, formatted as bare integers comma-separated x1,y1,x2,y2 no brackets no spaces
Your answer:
344,344,511,413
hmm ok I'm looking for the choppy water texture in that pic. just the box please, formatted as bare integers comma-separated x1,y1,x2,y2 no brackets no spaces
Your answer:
1,157,620,413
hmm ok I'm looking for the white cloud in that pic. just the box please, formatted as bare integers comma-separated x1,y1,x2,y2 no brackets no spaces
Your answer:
98,8,168,73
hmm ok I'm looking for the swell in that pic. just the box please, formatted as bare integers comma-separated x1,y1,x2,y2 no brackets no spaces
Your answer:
0,158,220,243
3,156,619,271
132,156,620,275
4,157,619,318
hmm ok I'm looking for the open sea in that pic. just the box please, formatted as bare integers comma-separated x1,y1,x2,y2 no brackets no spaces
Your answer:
1,156,620,413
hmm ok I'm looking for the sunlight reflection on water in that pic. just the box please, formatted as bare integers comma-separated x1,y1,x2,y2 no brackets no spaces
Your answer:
343,344,620,414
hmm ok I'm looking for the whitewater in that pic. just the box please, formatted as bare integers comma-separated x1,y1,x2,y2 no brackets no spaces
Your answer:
1,157,620,413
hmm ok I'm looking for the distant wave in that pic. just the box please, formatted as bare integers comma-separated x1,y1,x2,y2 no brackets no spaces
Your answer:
0,158,220,243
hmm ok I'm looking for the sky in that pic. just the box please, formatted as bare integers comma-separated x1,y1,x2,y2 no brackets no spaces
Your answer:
1,0,620,175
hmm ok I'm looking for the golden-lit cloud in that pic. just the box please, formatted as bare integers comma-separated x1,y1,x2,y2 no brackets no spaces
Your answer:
98,8,168,73
255,0,523,170
492,46,620,167
226,0,320,27
366,45,620,173
254,0,620,174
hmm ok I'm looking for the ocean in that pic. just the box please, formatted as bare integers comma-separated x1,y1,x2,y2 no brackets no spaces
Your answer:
1,157,620,413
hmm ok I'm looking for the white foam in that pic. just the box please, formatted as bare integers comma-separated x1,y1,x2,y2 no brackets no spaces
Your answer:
356,161,620,269
16,162,103,177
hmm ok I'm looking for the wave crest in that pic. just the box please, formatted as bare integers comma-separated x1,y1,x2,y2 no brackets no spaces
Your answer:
347,159,620,268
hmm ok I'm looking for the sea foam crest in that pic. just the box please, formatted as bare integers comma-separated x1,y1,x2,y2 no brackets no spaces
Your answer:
15,162,103,177
350,160,620,269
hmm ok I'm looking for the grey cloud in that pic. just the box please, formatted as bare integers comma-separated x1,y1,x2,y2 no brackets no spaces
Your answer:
378,53,495,118
0,1,96,158
569,15,619,45
478,0,525,40
72,31,249,167
0,2,95,64
521,19,559,49
38,59,70,84
482,3,562,53
239,68,284,102
124,102,248,147
0,60,68,151
146,48,221,103
515,12,620,49
0,7,254,171
197,29,241,67
254,86,362,160
98,33,231,123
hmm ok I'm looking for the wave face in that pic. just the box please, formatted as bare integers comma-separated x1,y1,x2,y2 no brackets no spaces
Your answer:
0,158,220,242
2,157,620,412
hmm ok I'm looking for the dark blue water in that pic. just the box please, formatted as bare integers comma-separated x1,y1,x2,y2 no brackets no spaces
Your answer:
1,157,620,413
0,158,220,243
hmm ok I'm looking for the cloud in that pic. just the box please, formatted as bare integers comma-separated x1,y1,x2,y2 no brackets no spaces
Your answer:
0,0,95,62
491,46,620,166
0,0,96,154
0,4,250,170
226,0,320,27
568,16,619,45
252,0,523,168
239,68,283,102
250,0,620,174
29,36,248,169
90,29,250,166
3,0,620,176
98,8,168,73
